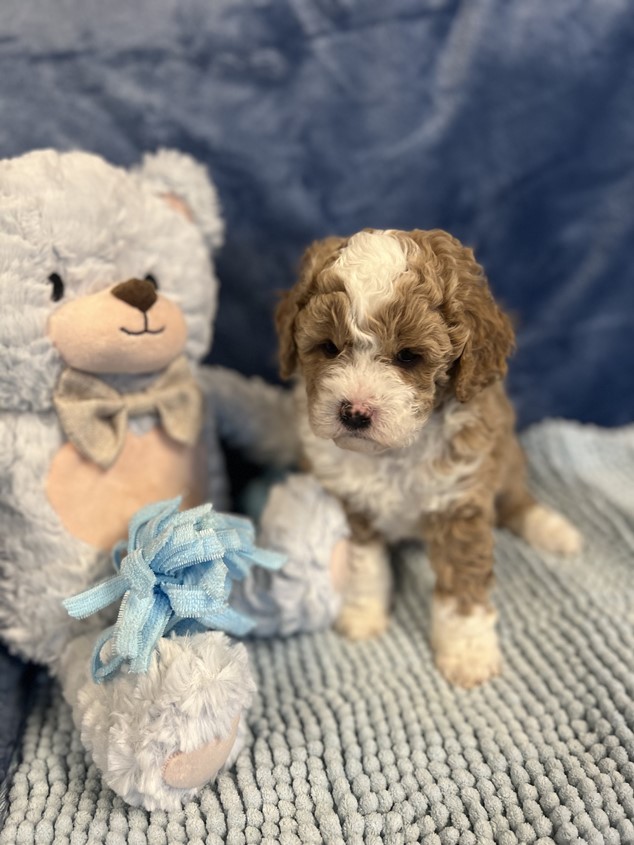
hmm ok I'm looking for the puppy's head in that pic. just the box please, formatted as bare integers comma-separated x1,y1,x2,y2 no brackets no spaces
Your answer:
276,228,514,453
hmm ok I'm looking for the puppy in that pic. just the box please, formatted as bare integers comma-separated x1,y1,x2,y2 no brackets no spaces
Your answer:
276,228,582,688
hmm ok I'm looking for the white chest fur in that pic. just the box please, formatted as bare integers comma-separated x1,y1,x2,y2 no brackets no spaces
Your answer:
299,397,481,542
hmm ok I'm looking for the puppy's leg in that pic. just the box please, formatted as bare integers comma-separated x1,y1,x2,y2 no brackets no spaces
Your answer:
497,436,582,556
334,515,392,640
424,500,501,688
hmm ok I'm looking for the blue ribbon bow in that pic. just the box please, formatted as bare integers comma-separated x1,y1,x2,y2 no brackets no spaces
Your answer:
64,498,285,683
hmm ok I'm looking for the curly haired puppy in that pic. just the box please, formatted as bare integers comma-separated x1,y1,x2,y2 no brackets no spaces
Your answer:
276,228,582,688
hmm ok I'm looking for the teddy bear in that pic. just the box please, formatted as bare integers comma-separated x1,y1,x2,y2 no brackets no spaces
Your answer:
0,148,351,811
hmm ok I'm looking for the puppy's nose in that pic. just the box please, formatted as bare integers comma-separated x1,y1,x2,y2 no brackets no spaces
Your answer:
339,401,373,431
111,278,157,313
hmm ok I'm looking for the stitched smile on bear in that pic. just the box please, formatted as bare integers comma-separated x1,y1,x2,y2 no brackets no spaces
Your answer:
48,276,188,374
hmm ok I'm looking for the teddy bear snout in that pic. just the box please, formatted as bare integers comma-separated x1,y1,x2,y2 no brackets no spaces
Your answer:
111,278,157,313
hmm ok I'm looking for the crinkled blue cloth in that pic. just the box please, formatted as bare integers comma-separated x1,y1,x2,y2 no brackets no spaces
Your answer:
63,498,285,683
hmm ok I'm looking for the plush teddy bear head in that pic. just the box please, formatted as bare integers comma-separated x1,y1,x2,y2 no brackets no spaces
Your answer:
0,148,223,413
0,148,227,552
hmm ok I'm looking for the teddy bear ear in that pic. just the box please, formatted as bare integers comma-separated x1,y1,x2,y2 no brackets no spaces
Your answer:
134,149,225,252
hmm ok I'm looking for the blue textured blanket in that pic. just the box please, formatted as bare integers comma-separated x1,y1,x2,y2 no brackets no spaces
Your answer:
1,420,633,843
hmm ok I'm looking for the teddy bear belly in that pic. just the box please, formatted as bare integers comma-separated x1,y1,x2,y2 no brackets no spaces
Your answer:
46,428,207,551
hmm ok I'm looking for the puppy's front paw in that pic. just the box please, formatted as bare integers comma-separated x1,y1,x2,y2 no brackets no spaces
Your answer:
521,505,583,556
335,600,390,640
432,598,501,689
435,641,502,688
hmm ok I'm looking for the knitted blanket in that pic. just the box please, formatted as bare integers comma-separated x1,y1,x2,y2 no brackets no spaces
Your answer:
1,420,633,844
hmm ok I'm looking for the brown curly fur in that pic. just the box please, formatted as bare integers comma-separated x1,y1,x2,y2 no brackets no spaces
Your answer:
276,228,579,684
277,230,534,600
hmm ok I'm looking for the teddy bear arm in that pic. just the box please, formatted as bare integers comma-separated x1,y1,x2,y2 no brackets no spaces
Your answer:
199,366,300,469
0,440,112,667
0,415,21,654
0,414,16,484
0,531,107,669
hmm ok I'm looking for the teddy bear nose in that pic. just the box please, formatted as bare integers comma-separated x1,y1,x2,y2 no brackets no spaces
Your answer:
111,278,157,313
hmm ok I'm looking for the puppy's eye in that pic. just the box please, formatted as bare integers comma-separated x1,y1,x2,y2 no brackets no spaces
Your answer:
394,348,421,367
48,272,65,302
144,274,159,289
319,340,340,358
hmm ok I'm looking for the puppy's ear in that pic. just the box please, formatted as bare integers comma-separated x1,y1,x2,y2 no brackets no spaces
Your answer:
276,236,345,380
408,229,515,403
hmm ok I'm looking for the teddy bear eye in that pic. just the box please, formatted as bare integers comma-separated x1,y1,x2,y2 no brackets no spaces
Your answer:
144,274,159,289
48,272,65,302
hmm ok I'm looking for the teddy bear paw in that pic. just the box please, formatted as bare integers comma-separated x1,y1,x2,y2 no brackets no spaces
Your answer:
234,473,350,636
61,630,254,811
162,716,241,789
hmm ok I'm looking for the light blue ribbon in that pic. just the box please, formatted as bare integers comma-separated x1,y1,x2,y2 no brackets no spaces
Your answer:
64,498,285,683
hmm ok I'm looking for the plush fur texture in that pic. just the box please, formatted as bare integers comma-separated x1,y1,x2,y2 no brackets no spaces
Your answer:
0,149,344,810
133,149,225,253
200,365,301,469
277,228,583,686
61,631,253,811
0,149,227,669
235,473,348,636
0,149,219,415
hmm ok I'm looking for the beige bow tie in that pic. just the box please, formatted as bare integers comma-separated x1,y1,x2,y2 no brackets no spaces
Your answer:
53,356,203,469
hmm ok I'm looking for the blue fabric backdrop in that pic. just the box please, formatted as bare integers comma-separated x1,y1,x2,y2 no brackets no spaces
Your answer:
1,0,632,426
1,0,633,793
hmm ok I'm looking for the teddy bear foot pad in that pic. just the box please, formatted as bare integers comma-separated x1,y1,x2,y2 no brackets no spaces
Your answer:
61,630,254,811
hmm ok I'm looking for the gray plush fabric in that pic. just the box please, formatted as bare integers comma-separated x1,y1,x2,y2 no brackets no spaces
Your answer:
2,420,633,845
237,474,348,637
